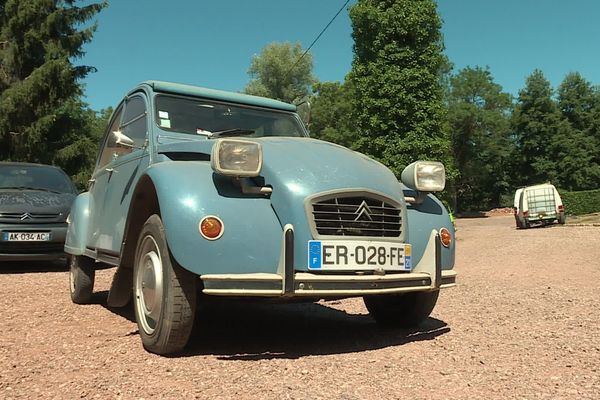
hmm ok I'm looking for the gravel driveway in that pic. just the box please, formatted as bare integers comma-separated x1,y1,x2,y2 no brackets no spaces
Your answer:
1,215,599,399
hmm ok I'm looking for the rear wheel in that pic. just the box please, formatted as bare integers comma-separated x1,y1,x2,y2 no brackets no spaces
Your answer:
69,255,95,304
133,214,197,355
558,214,566,224
364,290,439,328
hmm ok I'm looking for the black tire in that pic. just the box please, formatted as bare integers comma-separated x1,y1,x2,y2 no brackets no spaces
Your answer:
133,214,197,355
558,214,566,225
364,290,439,328
69,255,95,304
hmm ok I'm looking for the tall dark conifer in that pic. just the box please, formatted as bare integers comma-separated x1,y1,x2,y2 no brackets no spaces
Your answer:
512,69,562,186
0,0,105,181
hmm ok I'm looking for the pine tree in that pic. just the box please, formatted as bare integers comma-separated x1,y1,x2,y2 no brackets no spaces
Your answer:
555,73,600,190
347,0,453,177
512,69,562,186
0,0,106,183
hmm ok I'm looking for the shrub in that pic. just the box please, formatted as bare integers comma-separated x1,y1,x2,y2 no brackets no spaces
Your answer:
560,188,600,216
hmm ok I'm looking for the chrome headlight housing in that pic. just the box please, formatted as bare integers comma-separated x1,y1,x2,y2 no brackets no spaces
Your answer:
401,161,446,192
211,139,262,177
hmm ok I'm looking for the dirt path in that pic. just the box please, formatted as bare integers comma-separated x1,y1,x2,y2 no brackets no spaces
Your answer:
1,215,599,399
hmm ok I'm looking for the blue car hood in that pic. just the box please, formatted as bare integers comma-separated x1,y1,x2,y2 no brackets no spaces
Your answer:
156,136,408,269
259,137,403,199
157,136,405,203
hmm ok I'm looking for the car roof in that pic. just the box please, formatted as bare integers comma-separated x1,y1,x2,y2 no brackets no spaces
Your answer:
138,80,297,112
0,161,63,170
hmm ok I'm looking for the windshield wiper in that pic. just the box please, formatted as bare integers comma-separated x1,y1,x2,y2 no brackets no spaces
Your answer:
206,128,255,139
0,186,62,194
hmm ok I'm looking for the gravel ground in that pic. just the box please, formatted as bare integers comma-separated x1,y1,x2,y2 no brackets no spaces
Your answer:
1,215,599,399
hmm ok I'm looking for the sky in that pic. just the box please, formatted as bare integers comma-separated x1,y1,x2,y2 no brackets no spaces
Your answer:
79,0,600,111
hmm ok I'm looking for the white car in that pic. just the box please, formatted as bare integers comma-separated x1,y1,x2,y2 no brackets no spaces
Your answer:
513,183,566,228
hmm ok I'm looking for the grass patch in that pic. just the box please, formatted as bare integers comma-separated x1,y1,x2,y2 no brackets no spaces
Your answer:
566,212,600,225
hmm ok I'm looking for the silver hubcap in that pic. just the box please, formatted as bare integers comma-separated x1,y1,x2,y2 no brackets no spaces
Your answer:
135,235,164,335
69,257,77,294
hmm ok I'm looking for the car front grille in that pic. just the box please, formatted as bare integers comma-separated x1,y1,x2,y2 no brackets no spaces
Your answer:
0,242,64,254
0,212,62,224
311,195,402,237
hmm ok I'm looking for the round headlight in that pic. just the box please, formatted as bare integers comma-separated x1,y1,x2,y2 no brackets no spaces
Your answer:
199,216,224,240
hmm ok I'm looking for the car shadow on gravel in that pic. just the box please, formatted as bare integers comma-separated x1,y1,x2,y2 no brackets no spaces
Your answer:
97,293,450,360
0,259,67,274
189,300,449,360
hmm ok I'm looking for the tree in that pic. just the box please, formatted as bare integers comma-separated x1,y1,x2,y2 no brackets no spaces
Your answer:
347,0,453,178
0,0,106,183
512,69,562,186
244,42,315,103
54,104,111,189
558,72,595,131
447,66,513,211
309,80,358,148
555,73,600,190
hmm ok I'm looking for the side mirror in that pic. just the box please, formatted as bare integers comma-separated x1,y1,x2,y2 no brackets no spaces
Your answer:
294,98,311,128
113,131,137,148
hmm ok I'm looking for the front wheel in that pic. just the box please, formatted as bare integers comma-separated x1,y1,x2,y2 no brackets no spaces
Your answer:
133,214,197,355
69,255,95,304
364,290,439,328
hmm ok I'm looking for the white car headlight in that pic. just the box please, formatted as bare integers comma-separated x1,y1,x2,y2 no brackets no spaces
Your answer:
211,139,262,177
401,161,446,192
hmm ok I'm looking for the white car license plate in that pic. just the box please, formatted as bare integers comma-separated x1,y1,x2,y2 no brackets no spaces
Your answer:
3,232,52,242
308,240,411,271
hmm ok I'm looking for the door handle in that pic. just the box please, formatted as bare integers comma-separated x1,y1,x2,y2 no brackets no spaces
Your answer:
105,168,114,173
88,178,96,184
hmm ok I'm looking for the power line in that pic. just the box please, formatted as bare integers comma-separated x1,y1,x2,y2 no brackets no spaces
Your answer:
285,0,351,80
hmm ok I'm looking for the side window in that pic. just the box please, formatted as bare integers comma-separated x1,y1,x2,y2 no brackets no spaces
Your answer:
121,96,147,146
97,106,124,169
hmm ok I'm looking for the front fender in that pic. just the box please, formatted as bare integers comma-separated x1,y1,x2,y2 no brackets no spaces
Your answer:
405,193,455,270
145,162,283,276
64,192,91,255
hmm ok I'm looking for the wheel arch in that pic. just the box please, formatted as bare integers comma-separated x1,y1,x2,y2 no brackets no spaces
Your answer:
106,174,161,307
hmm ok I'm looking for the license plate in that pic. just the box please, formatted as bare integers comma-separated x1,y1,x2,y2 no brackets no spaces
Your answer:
308,240,411,271
2,232,52,242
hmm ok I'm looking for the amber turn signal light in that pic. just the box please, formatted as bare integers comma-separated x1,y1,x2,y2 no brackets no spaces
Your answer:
439,227,452,248
199,216,224,240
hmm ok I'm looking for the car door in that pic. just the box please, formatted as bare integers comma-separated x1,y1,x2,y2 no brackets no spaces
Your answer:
97,94,151,254
88,103,124,251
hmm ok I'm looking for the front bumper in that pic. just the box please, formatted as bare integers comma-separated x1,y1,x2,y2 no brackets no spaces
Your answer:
200,227,457,297
0,223,68,261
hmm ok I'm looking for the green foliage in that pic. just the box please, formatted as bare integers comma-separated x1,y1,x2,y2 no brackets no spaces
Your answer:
512,70,562,186
561,188,600,216
447,66,513,211
512,70,600,196
309,81,358,148
0,0,106,188
244,42,315,103
555,73,600,190
347,0,453,178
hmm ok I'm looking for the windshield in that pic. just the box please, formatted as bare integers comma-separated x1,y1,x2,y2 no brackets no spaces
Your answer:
155,95,306,138
0,165,75,194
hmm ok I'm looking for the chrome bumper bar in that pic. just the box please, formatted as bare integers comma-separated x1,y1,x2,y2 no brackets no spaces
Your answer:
200,226,456,297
